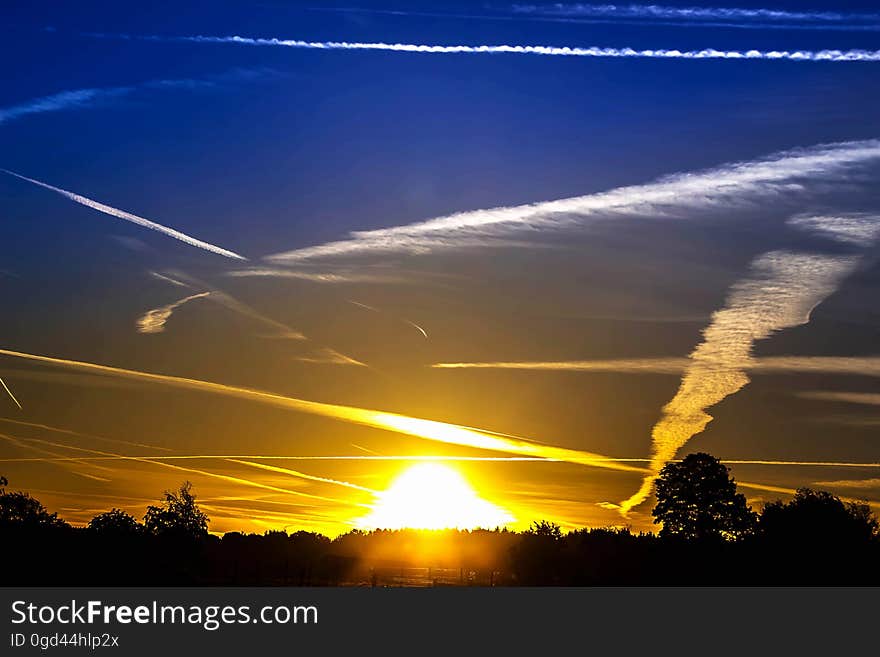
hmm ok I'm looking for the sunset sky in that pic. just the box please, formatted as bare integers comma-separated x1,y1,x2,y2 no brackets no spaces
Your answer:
2,1,880,535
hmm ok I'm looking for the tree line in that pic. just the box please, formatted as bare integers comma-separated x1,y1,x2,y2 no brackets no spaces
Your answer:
1,453,877,585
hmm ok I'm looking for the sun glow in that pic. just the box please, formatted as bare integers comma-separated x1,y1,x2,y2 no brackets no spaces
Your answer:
357,463,514,530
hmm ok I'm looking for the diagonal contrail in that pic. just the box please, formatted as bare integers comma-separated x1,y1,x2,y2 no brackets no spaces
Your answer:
0,346,644,475
1,169,246,260
267,139,880,263
0,377,22,410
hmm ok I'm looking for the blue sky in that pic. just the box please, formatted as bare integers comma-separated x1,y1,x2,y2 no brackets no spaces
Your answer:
1,1,880,533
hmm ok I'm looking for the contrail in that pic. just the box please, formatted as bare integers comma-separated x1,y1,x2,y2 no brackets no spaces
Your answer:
4,348,875,508
293,348,367,366
1,169,246,260
431,356,880,375
348,300,428,339
153,270,367,365
137,292,211,334
0,417,172,452
0,432,111,482
21,436,361,507
226,267,408,284
112,33,880,62
152,270,308,340
0,377,22,410
512,4,880,23
2,454,878,468
268,139,880,262
229,459,377,493
150,271,187,287
313,7,880,33
0,346,645,475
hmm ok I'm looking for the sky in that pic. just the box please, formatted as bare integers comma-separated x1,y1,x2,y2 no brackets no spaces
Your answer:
1,0,880,535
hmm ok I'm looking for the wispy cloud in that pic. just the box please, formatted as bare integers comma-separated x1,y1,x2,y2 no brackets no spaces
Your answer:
813,477,880,489
137,292,211,334
512,4,880,23
1,170,246,259
788,213,880,245
267,139,880,263
102,33,880,62
226,267,410,284
800,391,880,406
152,270,307,339
620,251,860,513
0,68,281,127
0,87,130,125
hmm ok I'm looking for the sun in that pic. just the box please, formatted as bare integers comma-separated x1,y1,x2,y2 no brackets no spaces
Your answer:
357,463,514,530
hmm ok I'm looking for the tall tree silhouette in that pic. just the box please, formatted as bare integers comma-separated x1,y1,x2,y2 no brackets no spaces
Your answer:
143,481,209,539
652,453,756,540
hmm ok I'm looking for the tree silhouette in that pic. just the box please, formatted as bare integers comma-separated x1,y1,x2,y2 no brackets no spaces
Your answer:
652,453,756,540
760,488,879,545
88,508,143,537
143,481,209,539
0,475,66,531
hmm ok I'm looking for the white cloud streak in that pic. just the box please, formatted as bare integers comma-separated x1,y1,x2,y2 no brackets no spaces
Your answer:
126,33,880,62
788,213,880,245
1,170,247,260
0,88,130,125
511,4,880,23
267,139,880,263
136,292,211,334
0,68,279,127
226,267,408,284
